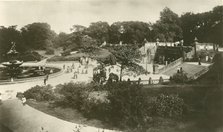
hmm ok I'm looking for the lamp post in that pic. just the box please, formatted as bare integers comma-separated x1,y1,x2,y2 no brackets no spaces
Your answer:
194,37,198,60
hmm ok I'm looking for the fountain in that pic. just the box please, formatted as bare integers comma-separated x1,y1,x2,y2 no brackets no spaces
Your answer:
2,42,23,81
0,42,62,83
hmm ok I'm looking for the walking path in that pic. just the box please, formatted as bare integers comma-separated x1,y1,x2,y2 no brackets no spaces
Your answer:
0,99,117,132
0,61,93,101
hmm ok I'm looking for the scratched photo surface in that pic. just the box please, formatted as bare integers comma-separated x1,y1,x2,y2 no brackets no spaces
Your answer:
0,0,222,132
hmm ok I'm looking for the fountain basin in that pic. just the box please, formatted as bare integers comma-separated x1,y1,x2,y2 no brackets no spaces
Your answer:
0,65,62,84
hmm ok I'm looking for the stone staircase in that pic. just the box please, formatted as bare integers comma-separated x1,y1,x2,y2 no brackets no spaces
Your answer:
163,62,210,79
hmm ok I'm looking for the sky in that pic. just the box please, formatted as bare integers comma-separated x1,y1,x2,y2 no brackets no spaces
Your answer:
0,0,222,33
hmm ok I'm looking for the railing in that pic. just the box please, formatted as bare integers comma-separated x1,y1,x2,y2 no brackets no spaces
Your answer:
103,78,169,85
158,57,183,73
131,79,169,85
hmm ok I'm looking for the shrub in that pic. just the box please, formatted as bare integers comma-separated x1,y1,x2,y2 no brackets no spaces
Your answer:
45,48,55,55
152,94,185,118
171,72,189,83
80,97,110,120
16,92,24,99
47,55,80,62
19,51,43,62
23,85,55,101
57,82,88,110
106,82,150,129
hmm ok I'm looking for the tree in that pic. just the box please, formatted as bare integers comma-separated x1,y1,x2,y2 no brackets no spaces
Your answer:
107,46,144,81
85,21,110,45
21,22,56,50
70,25,86,33
80,35,98,53
153,7,182,42
109,21,152,45
181,12,198,45
181,6,223,46
53,32,70,48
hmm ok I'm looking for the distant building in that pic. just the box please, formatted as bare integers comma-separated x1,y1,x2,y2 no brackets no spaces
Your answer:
196,43,214,51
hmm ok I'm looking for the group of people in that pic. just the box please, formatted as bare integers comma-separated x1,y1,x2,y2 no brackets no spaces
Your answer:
63,61,90,80
176,67,183,73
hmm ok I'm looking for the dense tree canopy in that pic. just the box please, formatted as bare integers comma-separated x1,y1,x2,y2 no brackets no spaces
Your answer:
181,6,223,45
85,21,110,45
109,21,152,45
153,7,182,42
21,22,56,49
0,6,222,62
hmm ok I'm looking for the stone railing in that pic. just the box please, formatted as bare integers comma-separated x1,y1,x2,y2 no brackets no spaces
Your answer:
158,57,183,74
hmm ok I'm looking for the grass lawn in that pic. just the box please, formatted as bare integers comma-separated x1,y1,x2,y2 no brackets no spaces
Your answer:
27,99,116,130
47,48,112,62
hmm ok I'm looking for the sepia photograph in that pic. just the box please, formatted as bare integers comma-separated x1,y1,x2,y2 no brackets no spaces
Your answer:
0,0,222,132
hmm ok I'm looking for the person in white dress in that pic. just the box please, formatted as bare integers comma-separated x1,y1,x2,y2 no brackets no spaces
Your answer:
22,96,26,106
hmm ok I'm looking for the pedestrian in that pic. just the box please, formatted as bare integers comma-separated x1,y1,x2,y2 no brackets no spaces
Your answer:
149,77,153,84
177,67,180,73
46,74,49,81
44,77,47,85
205,55,208,62
22,96,26,106
73,71,77,79
180,67,183,73
198,57,201,65
210,56,213,62
127,78,131,84
63,64,65,70
159,76,164,84
138,77,141,84
0,93,2,105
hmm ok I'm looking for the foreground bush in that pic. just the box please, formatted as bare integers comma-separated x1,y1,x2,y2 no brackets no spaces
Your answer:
105,82,151,129
56,82,89,110
152,94,185,118
54,82,151,130
171,72,189,83
23,85,55,101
